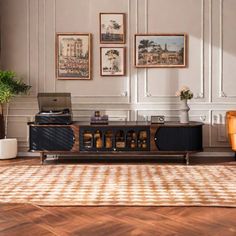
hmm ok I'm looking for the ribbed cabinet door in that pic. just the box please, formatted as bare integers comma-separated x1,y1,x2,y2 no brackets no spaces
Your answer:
30,126,74,151
155,126,202,151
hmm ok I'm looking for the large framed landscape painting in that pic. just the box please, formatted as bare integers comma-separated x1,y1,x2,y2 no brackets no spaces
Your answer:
100,47,126,76
56,33,92,80
100,13,125,44
135,34,187,68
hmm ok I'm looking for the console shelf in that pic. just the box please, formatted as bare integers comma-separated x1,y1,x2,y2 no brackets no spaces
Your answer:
28,121,203,165
79,125,150,152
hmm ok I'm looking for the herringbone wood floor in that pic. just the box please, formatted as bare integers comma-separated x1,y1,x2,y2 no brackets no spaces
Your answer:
0,156,236,236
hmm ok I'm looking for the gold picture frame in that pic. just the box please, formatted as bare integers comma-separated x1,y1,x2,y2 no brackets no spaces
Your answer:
100,13,126,44
100,47,126,76
134,33,187,68
56,33,92,80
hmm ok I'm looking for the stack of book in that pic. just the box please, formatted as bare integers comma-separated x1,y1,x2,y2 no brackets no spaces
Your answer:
90,113,108,125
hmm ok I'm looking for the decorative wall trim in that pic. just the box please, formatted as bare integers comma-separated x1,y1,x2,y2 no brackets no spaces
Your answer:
29,0,39,96
36,0,39,95
218,0,236,98
145,0,148,33
27,0,30,86
53,0,56,92
136,0,139,103
199,0,205,99
215,114,227,142
219,0,224,98
143,0,205,99
48,0,131,103
208,0,212,102
210,110,230,147
72,94,128,98
209,110,212,146
127,0,131,103
144,69,149,97
43,0,46,91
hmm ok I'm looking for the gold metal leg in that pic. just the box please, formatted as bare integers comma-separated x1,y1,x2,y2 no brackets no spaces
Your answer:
40,152,45,165
185,153,190,165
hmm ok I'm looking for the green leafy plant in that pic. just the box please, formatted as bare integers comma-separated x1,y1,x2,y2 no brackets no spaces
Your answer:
176,86,193,100
0,70,31,138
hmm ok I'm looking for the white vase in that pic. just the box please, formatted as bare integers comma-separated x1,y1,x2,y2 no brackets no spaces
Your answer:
180,99,190,124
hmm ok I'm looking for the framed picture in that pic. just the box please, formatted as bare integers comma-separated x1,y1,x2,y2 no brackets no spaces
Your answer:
135,34,187,68
56,33,92,80
100,47,126,76
100,13,125,44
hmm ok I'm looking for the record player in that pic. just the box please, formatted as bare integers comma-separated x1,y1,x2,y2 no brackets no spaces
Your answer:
35,93,72,125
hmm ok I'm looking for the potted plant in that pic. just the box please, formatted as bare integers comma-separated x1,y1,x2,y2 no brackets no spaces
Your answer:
0,70,31,159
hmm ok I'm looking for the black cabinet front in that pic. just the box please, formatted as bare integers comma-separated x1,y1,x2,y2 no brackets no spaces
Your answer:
155,126,202,151
30,126,74,151
28,122,203,155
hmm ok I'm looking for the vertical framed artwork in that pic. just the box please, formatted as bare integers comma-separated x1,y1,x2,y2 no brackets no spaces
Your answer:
100,13,125,44
100,47,126,76
135,34,187,68
56,33,92,80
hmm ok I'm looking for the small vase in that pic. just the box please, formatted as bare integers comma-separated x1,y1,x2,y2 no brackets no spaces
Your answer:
179,99,190,124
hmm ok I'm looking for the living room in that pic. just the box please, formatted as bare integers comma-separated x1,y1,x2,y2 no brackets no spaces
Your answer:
0,0,235,235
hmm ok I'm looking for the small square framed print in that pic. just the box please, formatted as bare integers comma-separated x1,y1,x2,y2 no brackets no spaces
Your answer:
100,47,126,76
100,13,125,44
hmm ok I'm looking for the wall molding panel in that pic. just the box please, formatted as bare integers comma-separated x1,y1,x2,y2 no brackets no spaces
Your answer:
210,110,230,147
138,0,208,103
215,0,236,101
1,0,236,152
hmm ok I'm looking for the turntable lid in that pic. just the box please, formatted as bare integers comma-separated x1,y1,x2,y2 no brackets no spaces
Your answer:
37,93,72,112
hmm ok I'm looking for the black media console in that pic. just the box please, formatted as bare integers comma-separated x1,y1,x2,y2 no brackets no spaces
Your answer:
28,121,203,165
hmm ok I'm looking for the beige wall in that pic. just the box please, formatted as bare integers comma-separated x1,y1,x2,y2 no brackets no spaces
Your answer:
1,0,236,153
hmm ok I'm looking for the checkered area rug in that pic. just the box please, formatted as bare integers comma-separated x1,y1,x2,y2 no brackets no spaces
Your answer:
0,165,235,206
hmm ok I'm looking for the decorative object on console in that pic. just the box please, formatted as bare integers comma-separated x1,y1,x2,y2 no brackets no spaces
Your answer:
100,13,125,44
0,70,31,159
151,115,165,124
135,34,187,68
35,93,72,125
176,86,193,124
56,33,92,80
100,47,126,76
90,111,108,125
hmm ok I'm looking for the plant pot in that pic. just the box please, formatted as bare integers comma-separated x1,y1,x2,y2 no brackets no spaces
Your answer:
0,114,4,139
0,138,17,159
179,99,190,124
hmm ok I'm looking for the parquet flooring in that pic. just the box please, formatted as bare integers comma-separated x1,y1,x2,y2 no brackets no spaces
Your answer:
0,156,236,236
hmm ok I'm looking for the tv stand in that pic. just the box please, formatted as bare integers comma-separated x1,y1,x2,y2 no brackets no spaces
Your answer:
28,121,203,165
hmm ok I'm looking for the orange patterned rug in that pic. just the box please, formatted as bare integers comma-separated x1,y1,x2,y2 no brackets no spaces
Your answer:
0,165,235,207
